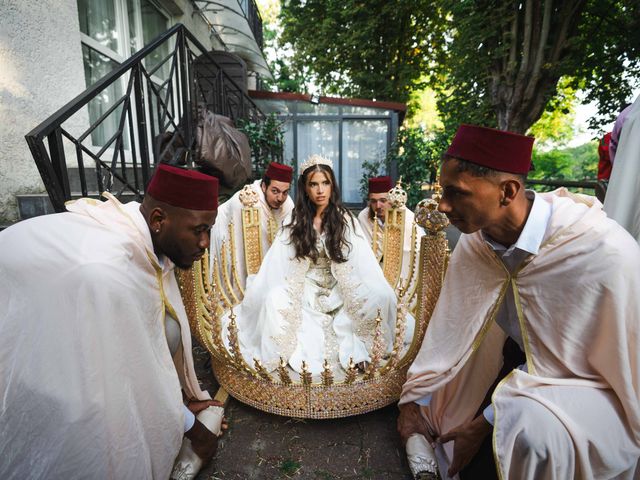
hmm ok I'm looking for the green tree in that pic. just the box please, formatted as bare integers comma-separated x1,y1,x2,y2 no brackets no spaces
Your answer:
279,0,446,103
405,82,444,132
360,127,447,209
237,113,286,177
530,141,598,184
527,77,578,148
278,1,640,134
259,0,311,93
435,0,640,134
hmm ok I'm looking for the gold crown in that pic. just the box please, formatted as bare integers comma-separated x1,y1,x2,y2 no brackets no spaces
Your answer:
298,154,333,174
388,177,408,209
176,184,449,419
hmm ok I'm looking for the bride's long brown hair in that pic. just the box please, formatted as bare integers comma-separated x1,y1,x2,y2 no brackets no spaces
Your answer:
288,164,353,263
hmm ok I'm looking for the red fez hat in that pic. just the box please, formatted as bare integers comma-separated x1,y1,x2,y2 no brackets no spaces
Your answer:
369,176,393,194
147,164,218,210
265,162,293,183
445,124,534,174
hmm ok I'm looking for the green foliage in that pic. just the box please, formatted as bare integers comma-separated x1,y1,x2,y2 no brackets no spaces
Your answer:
258,1,312,93
360,127,448,209
431,1,502,135
567,0,640,129
275,1,639,148
405,83,444,131
527,77,579,148
434,0,640,135
278,458,301,475
530,141,599,184
237,113,285,178
279,0,446,103
266,58,308,92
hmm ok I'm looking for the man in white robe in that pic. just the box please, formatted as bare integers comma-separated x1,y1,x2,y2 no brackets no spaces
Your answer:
210,162,294,287
398,125,640,479
604,94,640,242
357,176,423,286
0,164,223,479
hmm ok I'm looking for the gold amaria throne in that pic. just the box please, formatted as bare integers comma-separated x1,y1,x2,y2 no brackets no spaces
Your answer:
177,182,450,419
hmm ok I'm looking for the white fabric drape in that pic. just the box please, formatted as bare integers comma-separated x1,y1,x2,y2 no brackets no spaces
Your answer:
0,195,209,479
401,189,640,479
209,179,293,288
221,216,410,375
604,94,640,242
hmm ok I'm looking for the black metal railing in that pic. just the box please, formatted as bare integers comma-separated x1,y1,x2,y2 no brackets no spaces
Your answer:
25,23,264,212
526,178,598,190
245,0,264,50
526,178,605,201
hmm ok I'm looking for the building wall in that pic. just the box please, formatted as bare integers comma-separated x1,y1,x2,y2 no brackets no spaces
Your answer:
0,0,220,224
0,0,87,223
167,0,226,50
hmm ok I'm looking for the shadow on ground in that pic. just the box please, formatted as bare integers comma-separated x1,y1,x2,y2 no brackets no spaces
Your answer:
192,342,412,480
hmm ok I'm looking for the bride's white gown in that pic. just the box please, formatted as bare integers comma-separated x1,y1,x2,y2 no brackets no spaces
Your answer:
222,217,411,375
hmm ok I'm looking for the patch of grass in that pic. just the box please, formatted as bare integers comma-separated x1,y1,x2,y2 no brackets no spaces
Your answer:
360,467,374,478
279,459,302,476
313,470,335,480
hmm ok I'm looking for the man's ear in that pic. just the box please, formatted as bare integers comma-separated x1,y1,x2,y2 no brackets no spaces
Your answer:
260,181,267,193
500,178,522,206
149,207,168,233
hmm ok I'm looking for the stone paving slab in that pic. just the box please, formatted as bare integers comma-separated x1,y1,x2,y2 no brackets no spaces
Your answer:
192,342,412,480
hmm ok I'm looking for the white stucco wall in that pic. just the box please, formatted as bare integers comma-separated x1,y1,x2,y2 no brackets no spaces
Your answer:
0,0,220,224
168,0,224,49
0,0,251,224
0,0,87,223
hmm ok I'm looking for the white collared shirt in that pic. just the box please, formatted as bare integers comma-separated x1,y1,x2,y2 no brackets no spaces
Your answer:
416,191,552,427
482,190,552,350
480,191,551,424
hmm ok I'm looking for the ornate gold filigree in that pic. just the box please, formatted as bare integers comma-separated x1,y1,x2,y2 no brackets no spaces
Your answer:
227,310,252,375
380,302,407,375
321,359,334,386
344,357,358,385
173,177,452,419
398,223,418,296
415,177,449,235
388,177,408,208
382,207,405,288
241,207,263,275
254,359,273,382
365,310,385,379
277,357,292,385
300,361,313,385
220,241,240,305
228,222,244,298
371,212,383,261
266,215,277,245
239,184,259,207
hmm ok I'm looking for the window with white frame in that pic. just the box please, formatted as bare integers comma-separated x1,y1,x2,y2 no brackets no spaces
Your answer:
77,0,171,146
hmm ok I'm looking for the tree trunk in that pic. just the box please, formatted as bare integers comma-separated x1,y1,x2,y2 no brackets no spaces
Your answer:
492,0,587,133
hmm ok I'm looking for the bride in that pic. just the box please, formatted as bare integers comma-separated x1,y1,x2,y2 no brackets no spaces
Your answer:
222,155,404,375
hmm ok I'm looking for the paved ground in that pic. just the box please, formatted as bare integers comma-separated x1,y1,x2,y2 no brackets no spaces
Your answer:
192,343,413,480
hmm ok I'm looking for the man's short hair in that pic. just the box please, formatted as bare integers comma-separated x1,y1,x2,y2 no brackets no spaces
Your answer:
261,174,272,187
444,155,528,184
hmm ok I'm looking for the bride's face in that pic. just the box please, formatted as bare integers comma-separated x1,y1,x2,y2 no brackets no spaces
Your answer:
305,170,332,208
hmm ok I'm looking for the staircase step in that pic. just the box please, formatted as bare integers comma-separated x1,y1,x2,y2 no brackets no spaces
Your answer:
16,191,139,220
66,166,146,194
